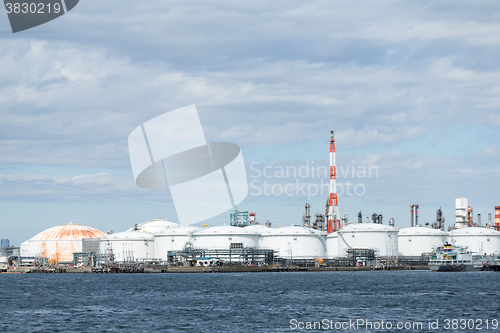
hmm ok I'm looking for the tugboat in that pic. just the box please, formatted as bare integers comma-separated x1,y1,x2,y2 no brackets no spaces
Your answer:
428,243,474,272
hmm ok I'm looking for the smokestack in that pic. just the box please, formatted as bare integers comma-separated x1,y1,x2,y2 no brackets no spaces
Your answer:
327,130,340,233
468,206,473,226
410,204,419,227
495,206,500,231
303,203,311,227
477,214,481,227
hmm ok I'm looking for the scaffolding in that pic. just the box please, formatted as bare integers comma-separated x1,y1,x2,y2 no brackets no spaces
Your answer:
230,209,251,227
73,252,114,267
171,248,275,266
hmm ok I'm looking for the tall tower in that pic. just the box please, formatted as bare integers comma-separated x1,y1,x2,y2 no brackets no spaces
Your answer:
410,204,419,227
495,206,500,231
455,197,468,229
327,131,340,233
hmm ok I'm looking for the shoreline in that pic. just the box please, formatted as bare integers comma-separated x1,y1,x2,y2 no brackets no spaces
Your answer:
2,265,430,274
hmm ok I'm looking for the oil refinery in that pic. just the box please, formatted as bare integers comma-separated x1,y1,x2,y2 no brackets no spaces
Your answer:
6,131,500,272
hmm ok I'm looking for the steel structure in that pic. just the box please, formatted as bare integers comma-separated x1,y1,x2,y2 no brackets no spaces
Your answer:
302,203,311,227
171,248,275,265
230,209,251,227
327,131,340,233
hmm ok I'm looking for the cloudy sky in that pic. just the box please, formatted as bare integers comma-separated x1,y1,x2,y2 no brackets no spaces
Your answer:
1,1,500,245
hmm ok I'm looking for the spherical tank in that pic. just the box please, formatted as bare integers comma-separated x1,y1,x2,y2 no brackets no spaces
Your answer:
398,227,449,256
260,226,326,259
20,223,105,263
99,230,154,262
337,223,398,257
450,227,500,255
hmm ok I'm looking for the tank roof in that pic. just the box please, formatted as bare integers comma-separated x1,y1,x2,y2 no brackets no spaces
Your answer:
154,226,200,236
130,219,179,233
193,225,260,235
451,227,500,236
262,226,323,236
103,230,154,241
339,223,398,232
399,226,448,236
30,223,105,241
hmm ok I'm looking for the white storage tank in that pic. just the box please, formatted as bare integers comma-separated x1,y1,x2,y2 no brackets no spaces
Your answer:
337,223,398,257
99,230,154,262
0,256,8,270
450,227,500,255
326,232,339,258
192,225,260,250
260,226,326,259
398,227,449,256
153,226,200,260
243,224,270,248
20,223,105,263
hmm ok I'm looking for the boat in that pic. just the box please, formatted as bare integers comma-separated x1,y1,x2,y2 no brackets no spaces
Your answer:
428,243,474,272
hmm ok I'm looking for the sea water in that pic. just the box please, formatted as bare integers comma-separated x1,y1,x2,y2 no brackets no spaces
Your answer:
0,271,498,332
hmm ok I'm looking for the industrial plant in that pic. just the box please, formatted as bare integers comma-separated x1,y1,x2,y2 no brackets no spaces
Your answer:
4,131,500,272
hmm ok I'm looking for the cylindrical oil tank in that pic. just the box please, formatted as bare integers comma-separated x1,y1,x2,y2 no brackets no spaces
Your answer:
450,227,500,255
0,256,8,270
260,226,326,259
99,231,154,262
326,232,339,258
20,223,105,263
398,226,449,256
192,226,260,249
337,223,399,257
153,226,200,260
242,224,270,248
128,219,179,234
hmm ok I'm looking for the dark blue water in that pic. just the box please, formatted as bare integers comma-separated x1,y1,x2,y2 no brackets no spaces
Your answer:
0,271,498,332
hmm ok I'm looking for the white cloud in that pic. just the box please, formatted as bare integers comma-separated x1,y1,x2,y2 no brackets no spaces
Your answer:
1,0,500,237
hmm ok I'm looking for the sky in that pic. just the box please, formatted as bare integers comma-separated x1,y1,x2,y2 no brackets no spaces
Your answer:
1,0,500,246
